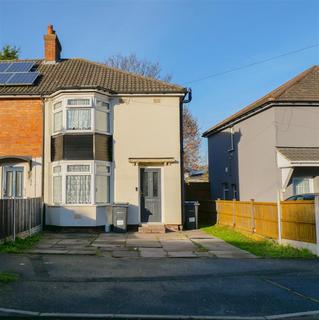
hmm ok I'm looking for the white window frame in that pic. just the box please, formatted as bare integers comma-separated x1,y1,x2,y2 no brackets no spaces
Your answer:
222,183,229,200
51,96,112,136
2,165,25,199
95,161,112,204
95,98,111,134
292,177,314,195
51,160,112,206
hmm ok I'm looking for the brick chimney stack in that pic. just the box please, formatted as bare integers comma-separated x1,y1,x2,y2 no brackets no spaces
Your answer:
44,24,62,63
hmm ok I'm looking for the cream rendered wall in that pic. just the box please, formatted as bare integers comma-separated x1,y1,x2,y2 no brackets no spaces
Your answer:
0,157,42,198
113,96,182,225
46,205,112,226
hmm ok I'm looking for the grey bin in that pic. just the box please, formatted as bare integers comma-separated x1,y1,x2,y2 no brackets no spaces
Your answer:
184,201,200,230
112,203,129,233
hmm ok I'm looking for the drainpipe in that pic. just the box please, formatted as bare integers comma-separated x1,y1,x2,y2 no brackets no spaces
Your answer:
180,88,192,229
41,96,46,228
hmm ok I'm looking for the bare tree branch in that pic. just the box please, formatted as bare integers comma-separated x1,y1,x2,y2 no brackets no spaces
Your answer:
183,106,201,172
105,53,172,82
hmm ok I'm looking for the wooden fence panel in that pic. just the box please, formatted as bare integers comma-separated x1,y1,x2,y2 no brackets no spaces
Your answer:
235,201,252,232
217,200,234,226
0,198,42,241
216,199,317,245
254,202,278,239
281,201,316,243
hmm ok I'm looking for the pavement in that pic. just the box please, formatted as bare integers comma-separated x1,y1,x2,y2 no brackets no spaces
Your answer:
0,230,319,319
24,229,257,259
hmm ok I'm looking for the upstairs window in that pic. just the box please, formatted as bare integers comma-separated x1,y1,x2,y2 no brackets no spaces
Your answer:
52,97,111,134
67,108,91,130
95,99,111,133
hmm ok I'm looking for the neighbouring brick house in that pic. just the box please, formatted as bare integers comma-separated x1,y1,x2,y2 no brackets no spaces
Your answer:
0,25,190,231
203,66,319,202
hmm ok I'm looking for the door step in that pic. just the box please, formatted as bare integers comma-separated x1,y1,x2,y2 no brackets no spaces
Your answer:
138,224,166,234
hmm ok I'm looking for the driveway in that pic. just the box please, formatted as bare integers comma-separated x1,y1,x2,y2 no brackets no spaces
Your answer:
25,229,256,259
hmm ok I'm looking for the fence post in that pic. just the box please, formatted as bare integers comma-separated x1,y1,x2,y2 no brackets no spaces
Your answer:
232,199,236,227
315,195,319,256
12,199,16,242
277,191,282,244
216,199,220,224
250,199,255,233
29,198,32,236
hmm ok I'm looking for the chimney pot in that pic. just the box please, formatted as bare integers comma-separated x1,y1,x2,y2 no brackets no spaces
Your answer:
47,24,55,34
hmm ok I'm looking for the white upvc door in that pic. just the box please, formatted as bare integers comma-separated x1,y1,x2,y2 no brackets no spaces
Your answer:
2,166,24,198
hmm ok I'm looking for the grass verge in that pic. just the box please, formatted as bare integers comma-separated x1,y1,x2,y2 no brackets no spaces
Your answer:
0,272,18,283
0,233,42,253
202,225,317,258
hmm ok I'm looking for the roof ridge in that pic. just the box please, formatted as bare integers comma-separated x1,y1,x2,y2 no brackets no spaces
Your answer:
71,58,186,91
0,58,44,63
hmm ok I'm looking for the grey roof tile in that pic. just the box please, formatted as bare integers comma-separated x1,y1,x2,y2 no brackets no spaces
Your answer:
0,58,186,95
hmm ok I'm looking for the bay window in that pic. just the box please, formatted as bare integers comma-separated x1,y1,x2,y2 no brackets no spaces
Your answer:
52,96,111,134
52,161,111,205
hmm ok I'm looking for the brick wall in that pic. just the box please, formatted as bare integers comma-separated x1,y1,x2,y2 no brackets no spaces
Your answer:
0,98,42,157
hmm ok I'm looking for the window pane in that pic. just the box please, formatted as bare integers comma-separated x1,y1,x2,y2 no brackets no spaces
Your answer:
67,165,90,172
53,176,62,204
96,165,110,175
15,171,23,197
67,109,91,130
53,166,61,174
96,109,108,132
53,101,62,110
294,178,310,195
96,175,110,203
67,98,90,106
143,172,149,197
54,111,63,132
66,175,91,204
153,172,158,197
4,171,13,197
96,100,109,109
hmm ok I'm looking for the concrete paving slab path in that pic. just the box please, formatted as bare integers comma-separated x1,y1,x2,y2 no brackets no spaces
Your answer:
139,248,167,257
126,239,162,248
24,229,256,258
167,251,198,258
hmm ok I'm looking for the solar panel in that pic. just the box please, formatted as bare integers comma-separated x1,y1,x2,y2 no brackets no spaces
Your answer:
0,73,13,84
6,72,39,85
0,62,12,72
6,62,35,73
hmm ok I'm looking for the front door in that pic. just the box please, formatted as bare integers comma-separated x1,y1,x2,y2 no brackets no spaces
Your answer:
2,166,24,198
140,168,161,223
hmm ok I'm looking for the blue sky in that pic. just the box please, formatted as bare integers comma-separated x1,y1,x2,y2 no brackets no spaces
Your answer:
1,0,318,161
